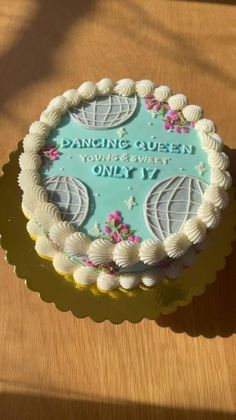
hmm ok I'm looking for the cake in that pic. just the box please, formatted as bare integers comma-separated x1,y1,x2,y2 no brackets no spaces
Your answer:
18,78,231,292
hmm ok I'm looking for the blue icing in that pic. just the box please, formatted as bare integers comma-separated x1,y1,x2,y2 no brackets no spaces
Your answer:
40,98,210,239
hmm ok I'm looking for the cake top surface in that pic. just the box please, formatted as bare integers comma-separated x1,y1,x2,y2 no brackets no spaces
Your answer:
19,78,231,273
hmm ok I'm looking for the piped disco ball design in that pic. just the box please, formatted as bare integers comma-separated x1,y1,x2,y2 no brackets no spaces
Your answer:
70,94,137,129
144,176,207,241
41,176,89,226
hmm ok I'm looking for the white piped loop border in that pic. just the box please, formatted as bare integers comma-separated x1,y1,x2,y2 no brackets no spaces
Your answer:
18,78,231,289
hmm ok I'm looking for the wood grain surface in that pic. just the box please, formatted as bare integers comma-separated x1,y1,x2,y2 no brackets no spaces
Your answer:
0,1,236,419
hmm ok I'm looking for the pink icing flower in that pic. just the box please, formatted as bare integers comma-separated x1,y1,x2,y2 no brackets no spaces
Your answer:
153,103,161,110
163,122,171,130
103,226,111,234
112,211,122,223
41,144,60,161
120,226,129,234
83,258,93,266
113,214,122,223
168,110,179,121
112,210,121,217
110,232,121,242
107,214,114,223
175,126,181,134
103,211,140,244
181,127,189,133
49,149,60,160
163,109,191,134
144,96,168,115
122,224,129,229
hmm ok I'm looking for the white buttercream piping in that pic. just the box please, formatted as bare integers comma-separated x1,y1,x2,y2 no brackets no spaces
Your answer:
141,269,166,287
73,266,97,286
183,217,206,244
195,118,216,133
164,232,191,258
203,185,229,209
168,94,188,111
34,203,61,231
113,78,135,96
19,151,41,170
197,201,220,229
29,120,50,137
119,274,141,290
77,81,97,100
63,89,81,107
64,232,91,257
154,85,172,102
182,104,203,122
26,219,44,239
40,108,62,128
49,222,75,249
139,239,167,265
96,78,114,95
35,236,58,259
88,239,114,264
113,241,140,268
18,169,41,189
208,151,229,170
135,80,156,97
22,185,47,212
53,252,78,275
23,133,45,152
211,168,232,189
47,96,68,113
97,272,120,291
200,132,223,152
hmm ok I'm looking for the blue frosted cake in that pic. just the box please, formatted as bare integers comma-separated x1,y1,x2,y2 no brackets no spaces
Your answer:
18,79,231,291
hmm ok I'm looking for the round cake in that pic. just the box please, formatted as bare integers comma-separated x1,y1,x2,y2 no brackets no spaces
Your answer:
18,78,231,291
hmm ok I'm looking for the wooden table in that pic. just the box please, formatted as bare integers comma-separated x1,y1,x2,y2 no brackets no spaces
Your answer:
0,1,236,419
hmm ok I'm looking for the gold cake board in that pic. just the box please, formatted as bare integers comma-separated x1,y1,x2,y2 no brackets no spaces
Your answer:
0,143,236,323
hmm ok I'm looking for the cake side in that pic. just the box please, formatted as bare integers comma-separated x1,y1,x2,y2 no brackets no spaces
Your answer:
18,78,231,291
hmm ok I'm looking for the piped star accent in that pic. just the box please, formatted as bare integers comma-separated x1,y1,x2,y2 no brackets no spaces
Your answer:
116,127,127,138
124,195,137,210
195,161,206,175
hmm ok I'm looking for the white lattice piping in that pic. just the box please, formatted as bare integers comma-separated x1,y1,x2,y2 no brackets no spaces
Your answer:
18,78,231,288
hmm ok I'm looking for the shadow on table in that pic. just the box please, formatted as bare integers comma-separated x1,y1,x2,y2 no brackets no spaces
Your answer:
0,0,95,110
180,0,236,4
108,0,236,89
0,392,235,420
157,147,236,338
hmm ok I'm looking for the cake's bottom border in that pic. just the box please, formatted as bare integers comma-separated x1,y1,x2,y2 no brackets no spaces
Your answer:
25,204,206,294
